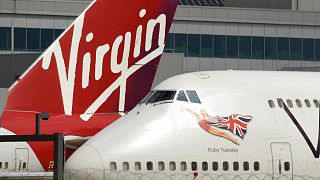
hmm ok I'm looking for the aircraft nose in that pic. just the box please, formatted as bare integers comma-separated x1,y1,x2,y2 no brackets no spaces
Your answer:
65,145,105,180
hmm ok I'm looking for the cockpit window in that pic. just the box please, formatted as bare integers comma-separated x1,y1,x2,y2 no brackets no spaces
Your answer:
147,91,176,103
140,91,154,103
186,90,201,104
177,91,188,102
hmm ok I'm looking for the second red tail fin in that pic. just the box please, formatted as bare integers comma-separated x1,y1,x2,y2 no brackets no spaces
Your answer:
5,0,179,121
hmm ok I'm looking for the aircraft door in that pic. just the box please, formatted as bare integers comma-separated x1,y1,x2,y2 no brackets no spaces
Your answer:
15,148,29,172
270,142,293,179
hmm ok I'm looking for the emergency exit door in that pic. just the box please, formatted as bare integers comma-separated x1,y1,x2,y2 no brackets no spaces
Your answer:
15,148,29,172
271,142,293,179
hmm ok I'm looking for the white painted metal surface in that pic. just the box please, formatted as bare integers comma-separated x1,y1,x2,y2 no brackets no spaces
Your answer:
65,70,320,179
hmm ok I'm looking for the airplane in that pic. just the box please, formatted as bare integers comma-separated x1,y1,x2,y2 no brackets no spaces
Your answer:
0,0,178,173
65,70,320,180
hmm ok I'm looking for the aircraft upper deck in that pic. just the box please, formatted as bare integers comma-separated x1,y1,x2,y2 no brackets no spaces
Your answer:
154,70,320,93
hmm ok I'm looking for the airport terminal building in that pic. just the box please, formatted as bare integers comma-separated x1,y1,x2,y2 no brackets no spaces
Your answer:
1,0,320,87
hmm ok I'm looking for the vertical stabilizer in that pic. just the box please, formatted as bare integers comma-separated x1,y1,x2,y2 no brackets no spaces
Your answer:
5,0,179,121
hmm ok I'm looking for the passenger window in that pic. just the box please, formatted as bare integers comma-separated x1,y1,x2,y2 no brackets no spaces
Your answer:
140,91,154,103
180,162,187,171
135,162,141,171
286,99,293,108
223,162,229,171
277,98,284,108
268,100,275,108
296,99,302,108
0,162,2,169
177,91,188,102
243,161,249,171
186,91,201,104
191,162,197,171
313,99,320,108
305,99,311,108
110,162,117,171
212,162,218,171
254,161,260,171
147,161,153,170
233,162,239,171
147,91,176,103
158,161,165,171
22,162,27,169
123,162,129,171
169,161,176,171
202,162,208,171
284,161,290,171
4,162,8,169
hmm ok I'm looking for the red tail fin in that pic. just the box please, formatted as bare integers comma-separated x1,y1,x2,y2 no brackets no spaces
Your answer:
5,0,178,121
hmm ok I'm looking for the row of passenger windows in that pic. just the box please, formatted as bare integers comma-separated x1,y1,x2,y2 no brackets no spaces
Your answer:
268,98,320,108
109,161,261,172
0,27,64,51
164,33,320,61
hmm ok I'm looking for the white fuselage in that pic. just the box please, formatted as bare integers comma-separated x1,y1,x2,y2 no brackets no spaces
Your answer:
65,71,320,180
0,128,43,173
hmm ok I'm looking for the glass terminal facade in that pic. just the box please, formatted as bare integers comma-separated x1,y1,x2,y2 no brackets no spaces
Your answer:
1,27,320,62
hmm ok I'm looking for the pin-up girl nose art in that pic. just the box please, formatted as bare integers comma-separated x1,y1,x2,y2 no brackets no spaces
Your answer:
187,109,253,145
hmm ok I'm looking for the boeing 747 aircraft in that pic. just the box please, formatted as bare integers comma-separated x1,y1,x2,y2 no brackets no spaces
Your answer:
66,71,320,180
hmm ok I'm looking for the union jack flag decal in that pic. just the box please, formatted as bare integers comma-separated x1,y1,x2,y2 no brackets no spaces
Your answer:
213,114,253,139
